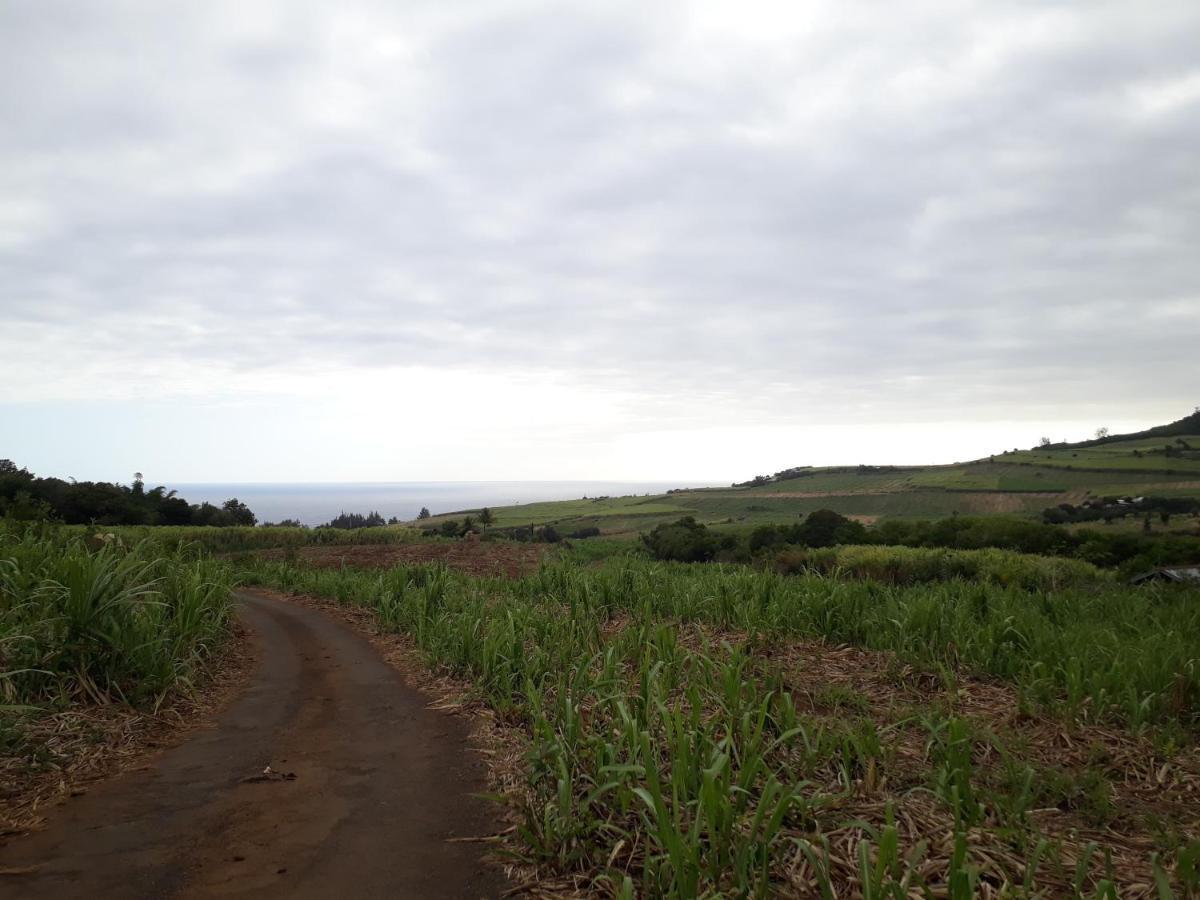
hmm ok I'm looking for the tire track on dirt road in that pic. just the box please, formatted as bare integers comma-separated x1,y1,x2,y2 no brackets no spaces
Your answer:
0,592,505,899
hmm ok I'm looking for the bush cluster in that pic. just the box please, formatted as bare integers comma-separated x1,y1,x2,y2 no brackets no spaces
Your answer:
642,511,1200,577
1042,496,1200,525
643,510,867,563
874,516,1200,575
772,544,1103,590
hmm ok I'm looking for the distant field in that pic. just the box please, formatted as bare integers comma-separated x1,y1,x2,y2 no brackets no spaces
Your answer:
421,487,1054,536
690,490,1050,522
412,430,1200,537
1001,434,1200,475
1066,516,1200,536
426,495,692,529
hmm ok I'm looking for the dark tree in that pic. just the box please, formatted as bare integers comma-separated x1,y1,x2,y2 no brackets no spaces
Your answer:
221,498,257,527
641,517,718,562
796,509,867,547
0,459,258,527
320,511,386,529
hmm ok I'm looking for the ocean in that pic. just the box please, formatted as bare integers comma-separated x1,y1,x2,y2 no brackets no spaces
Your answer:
170,481,700,527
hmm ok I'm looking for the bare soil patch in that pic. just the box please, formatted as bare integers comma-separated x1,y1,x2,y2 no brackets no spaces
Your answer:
962,491,1054,513
257,540,549,578
846,514,879,525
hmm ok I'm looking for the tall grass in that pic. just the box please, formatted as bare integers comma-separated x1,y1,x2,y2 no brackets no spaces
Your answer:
773,543,1107,590
244,557,1200,732
239,556,1200,895
56,523,422,556
1,528,234,709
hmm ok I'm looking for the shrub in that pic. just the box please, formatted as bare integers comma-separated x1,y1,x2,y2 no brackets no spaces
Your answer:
641,517,718,562
772,544,1105,590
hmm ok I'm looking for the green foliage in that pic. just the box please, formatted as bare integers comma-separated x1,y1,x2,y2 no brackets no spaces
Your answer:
0,490,54,522
742,509,868,552
646,511,869,563
874,515,1200,575
773,544,1106,590
320,510,387,529
54,523,420,555
0,527,234,709
235,553,1200,894
924,714,985,828
1047,411,1200,451
0,459,258,527
217,497,257,527
240,554,1199,734
641,517,718,562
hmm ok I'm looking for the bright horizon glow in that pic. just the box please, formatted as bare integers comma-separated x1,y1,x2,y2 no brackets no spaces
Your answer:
0,392,1164,485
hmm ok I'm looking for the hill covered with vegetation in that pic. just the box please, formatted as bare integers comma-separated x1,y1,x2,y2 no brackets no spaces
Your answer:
415,412,1200,542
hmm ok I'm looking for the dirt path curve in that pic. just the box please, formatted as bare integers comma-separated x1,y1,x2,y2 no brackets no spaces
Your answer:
0,591,506,899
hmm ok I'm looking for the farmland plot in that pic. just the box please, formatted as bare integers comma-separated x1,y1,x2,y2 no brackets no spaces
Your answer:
241,554,1200,897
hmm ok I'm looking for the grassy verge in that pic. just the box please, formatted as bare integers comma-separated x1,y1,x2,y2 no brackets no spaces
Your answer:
1,525,238,829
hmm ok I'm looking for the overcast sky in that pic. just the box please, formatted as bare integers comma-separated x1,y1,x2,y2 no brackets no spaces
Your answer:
2,1,1197,484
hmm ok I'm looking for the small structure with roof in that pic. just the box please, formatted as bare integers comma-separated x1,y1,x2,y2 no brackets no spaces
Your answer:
1130,565,1200,585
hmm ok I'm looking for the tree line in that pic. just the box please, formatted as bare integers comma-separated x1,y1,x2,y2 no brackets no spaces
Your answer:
642,509,1200,575
0,460,256,527
318,511,404,529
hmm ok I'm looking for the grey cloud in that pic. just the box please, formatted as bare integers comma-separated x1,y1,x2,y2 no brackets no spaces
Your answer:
1,0,1198,424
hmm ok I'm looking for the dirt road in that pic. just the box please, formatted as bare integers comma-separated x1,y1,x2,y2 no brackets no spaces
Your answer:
0,592,505,899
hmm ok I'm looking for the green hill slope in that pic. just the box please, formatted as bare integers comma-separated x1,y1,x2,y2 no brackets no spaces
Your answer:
418,414,1200,536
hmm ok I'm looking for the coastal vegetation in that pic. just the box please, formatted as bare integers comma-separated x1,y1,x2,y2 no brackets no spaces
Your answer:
0,460,257,527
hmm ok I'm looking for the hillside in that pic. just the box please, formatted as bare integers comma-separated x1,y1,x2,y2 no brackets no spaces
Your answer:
1045,409,1200,450
417,414,1200,537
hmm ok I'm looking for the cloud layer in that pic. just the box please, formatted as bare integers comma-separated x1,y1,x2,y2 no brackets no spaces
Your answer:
2,1,1198,478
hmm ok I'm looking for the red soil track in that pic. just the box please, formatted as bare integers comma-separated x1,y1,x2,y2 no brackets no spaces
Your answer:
0,592,505,899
